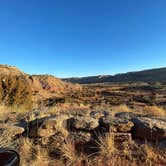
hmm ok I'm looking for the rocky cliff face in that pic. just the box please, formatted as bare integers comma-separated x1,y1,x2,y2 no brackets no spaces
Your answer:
0,65,82,109
0,65,32,109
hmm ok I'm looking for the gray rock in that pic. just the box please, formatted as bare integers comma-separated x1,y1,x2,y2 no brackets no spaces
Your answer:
100,116,134,133
132,117,166,141
69,116,99,131
29,115,70,138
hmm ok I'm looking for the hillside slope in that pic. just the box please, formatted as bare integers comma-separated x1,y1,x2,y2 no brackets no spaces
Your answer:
0,65,32,108
63,67,166,84
0,65,82,108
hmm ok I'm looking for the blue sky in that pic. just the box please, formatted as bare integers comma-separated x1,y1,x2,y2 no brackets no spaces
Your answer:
0,0,166,77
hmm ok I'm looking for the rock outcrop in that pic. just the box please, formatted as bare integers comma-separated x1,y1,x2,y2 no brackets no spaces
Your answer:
132,117,166,141
0,65,82,108
100,116,134,133
29,115,70,138
69,116,99,131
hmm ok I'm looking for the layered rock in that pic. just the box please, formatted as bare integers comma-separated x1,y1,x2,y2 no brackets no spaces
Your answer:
132,117,166,141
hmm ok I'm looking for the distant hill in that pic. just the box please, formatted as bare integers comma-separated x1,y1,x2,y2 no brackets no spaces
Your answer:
0,65,81,108
63,67,166,84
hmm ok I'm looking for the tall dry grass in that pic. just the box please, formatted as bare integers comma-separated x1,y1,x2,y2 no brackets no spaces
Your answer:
96,133,115,157
143,106,166,117
19,138,50,166
111,104,132,116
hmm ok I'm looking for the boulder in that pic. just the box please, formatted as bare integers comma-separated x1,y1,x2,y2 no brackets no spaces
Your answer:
29,115,70,138
68,116,99,131
100,116,134,133
132,117,166,141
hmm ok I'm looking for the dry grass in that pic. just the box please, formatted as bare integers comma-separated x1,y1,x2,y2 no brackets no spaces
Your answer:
0,131,12,149
111,104,132,116
60,139,77,162
144,144,158,165
1,103,166,166
31,145,50,166
96,133,115,157
144,106,166,117
19,138,34,165
59,139,92,166
19,138,50,166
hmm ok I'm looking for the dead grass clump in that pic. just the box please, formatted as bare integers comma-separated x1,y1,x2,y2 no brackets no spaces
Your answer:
96,133,115,157
0,131,12,149
111,104,132,116
60,139,77,162
32,145,50,166
19,138,34,165
144,144,157,165
59,139,91,165
144,106,166,117
19,138,50,166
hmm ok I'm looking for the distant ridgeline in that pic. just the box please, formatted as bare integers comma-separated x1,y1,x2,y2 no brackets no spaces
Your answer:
63,67,166,84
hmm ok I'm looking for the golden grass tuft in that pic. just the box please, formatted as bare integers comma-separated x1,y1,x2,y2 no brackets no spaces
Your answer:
111,104,132,116
19,138,34,165
60,139,77,162
0,131,12,149
19,138,50,166
144,144,158,165
144,106,166,117
96,133,115,157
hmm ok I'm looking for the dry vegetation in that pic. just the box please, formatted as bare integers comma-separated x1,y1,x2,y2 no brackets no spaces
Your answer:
0,104,166,166
144,106,166,117
0,67,166,166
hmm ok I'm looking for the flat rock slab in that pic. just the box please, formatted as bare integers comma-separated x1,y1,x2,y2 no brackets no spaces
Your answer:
29,115,71,138
132,117,166,141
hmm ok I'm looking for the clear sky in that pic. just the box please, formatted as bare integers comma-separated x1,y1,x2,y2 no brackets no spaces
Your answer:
0,0,166,77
